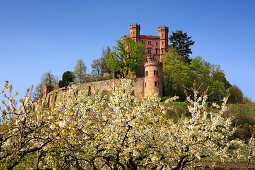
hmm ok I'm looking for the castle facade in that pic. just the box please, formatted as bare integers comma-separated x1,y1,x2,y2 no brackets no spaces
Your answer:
129,24,169,97
129,24,169,65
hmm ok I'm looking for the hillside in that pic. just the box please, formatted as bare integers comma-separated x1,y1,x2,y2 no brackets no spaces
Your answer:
165,100,255,141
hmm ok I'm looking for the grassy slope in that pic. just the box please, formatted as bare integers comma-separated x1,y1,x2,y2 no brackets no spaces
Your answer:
164,100,255,140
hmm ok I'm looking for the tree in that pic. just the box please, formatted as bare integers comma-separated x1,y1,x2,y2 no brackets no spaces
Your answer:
91,58,101,76
163,50,229,101
33,71,58,99
100,46,111,75
228,85,244,103
91,46,111,79
169,30,195,62
74,59,87,84
107,36,145,77
40,71,58,87
59,71,75,88
1,80,252,169
162,49,192,100
190,57,230,101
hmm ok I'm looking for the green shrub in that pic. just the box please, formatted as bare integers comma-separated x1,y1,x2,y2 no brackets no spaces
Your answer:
228,85,243,103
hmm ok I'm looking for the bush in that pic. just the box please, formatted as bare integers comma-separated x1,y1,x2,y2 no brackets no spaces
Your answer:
228,85,244,103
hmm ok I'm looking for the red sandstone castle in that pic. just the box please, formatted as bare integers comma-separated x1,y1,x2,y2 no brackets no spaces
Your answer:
42,24,169,103
129,24,170,97
129,24,169,64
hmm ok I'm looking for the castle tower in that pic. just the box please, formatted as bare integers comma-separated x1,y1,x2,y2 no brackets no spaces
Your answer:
158,26,169,61
144,55,163,97
130,24,140,42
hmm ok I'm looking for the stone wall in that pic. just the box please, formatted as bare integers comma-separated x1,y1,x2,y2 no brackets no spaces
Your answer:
43,78,145,107
79,78,144,97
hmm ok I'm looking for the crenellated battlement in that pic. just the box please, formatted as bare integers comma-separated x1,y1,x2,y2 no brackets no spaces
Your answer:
145,55,163,67
158,26,169,32
130,24,140,29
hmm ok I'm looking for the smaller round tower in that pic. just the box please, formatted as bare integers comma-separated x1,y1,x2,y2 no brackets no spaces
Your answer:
144,55,163,97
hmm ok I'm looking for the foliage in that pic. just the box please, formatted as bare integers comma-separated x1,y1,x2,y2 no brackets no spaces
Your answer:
228,85,244,103
59,71,75,88
40,71,58,87
1,80,254,169
169,30,195,62
91,46,112,81
226,102,255,141
163,50,230,101
190,56,231,101
107,36,145,77
74,59,87,84
32,71,58,99
162,49,192,100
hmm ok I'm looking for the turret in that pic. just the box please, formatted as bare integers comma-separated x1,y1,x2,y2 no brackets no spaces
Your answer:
130,24,140,42
158,26,169,61
144,55,163,97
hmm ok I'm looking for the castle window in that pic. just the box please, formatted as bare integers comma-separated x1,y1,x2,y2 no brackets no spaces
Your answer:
154,70,158,76
148,49,151,54
156,49,158,55
155,81,157,86
148,41,151,45
145,71,148,76
156,42,158,46
162,42,164,45
162,49,164,54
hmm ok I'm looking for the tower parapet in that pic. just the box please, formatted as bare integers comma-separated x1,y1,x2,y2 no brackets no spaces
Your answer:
144,55,163,97
158,26,169,39
130,24,140,41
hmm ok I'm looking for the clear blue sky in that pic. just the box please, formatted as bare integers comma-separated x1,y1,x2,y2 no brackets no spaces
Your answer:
0,0,255,100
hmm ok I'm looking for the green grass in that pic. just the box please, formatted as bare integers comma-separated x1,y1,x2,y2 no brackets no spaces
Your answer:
227,102,255,119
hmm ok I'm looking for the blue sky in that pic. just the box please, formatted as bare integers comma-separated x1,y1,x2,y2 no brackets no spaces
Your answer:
0,0,255,100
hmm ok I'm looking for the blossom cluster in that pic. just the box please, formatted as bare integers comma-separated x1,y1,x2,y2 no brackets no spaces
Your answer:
0,79,253,169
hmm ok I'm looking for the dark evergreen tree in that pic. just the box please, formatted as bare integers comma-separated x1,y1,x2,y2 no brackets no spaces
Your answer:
59,71,75,88
169,30,195,62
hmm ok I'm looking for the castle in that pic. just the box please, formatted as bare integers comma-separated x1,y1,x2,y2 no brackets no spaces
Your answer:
43,24,169,105
129,24,169,65
129,24,169,97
